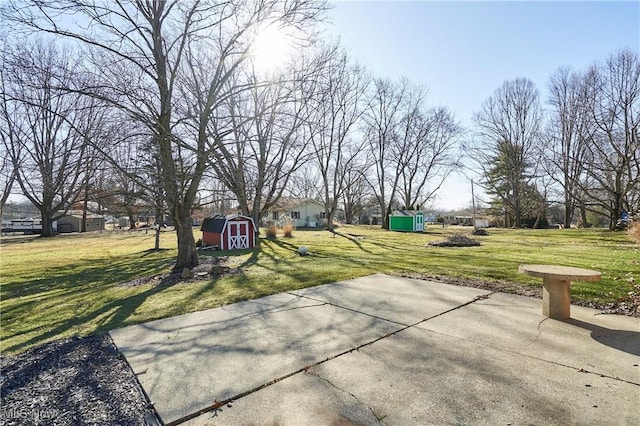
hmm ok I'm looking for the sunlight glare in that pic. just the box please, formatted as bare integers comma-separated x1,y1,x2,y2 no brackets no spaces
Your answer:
251,24,292,74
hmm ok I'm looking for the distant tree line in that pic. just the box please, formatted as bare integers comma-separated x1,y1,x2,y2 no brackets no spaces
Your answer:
1,1,637,271
468,50,639,229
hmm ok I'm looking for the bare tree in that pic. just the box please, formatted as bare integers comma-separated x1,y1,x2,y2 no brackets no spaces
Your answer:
0,57,19,218
199,176,237,216
471,78,543,228
305,45,369,229
395,102,462,210
0,141,16,219
105,136,151,229
287,164,322,200
342,161,371,224
545,67,594,228
581,50,640,228
204,67,313,231
363,77,460,227
5,0,326,268
1,41,104,236
363,78,408,229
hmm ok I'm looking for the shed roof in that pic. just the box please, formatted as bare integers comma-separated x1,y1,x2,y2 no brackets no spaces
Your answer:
201,215,227,233
390,210,424,217
201,214,255,233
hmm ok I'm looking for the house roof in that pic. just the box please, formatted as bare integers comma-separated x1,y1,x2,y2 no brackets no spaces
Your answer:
63,214,105,219
268,197,324,211
59,210,105,219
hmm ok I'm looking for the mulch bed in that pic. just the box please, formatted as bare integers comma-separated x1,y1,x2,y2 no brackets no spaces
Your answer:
119,256,239,288
427,234,481,247
0,334,158,426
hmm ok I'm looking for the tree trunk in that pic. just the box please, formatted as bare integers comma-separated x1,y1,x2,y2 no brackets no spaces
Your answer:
563,203,573,229
513,195,522,228
81,181,90,232
533,214,542,229
580,204,588,228
173,208,198,270
383,205,392,230
610,193,624,230
155,227,161,251
40,211,55,237
127,207,136,230
252,210,262,242
344,208,353,224
154,207,163,250
327,209,336,230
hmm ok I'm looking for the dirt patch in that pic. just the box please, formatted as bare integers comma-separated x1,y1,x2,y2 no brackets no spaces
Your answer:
427,234,481,247
119,256,240,288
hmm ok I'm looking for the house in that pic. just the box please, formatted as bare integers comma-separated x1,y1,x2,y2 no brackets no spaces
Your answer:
264,198,326,228
57,212,105,233
389,210,425,232
201,214,257,250
440,209,490,227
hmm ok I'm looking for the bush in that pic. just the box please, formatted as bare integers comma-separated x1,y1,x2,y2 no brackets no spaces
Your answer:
283,223,294,238
629,222,640,244
265,224,277,238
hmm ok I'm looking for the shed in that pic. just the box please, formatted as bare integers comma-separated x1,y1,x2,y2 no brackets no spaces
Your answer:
57,213,105,233
389,210,425,232
201,214,257,250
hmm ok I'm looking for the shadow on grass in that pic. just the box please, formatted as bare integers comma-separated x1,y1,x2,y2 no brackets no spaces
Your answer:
2,249,178,354
328,230,376,254
1,251,172,300
4,282,181,354
142,248,173,255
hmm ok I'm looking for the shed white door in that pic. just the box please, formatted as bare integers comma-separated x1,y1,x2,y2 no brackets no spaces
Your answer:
415,214,424,232
228,221,249,249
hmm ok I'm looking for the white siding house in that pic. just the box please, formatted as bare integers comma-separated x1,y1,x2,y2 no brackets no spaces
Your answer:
265,198,326,228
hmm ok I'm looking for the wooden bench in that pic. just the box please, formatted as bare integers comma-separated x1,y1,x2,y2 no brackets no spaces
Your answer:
519,265,601,320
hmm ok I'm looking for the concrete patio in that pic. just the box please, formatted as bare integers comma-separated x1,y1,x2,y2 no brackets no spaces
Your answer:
110,274,640,425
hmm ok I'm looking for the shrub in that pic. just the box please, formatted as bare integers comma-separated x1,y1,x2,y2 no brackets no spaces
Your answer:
629,222,640,244
265,224,278,238
283,223,294,238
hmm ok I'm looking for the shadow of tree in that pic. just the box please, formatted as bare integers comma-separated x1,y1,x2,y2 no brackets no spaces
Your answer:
2,249,179,354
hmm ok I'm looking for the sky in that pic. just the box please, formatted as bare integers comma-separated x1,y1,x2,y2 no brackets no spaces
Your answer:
323,0,640,210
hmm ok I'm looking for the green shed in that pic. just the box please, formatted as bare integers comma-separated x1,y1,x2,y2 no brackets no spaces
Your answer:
389,210,425,232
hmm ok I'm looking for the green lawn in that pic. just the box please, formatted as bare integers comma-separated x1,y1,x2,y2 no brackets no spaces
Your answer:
1,226,637,355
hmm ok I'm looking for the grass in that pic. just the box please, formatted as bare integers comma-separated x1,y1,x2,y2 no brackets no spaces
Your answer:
1,226,638,355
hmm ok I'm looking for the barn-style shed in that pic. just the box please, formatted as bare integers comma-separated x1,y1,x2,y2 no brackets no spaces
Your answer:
201,214,257,250
389,210,425,232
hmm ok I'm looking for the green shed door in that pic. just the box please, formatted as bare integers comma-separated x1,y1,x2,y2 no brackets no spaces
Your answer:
389,216,414,231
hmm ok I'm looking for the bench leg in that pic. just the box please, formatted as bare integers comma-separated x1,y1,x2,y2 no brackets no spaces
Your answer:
542,279,571,320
